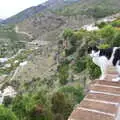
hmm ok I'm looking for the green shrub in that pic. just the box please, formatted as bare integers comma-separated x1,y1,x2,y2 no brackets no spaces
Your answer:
51,92,73,120
59,86,84,103
99,44,110,49
29,105,53,120
0,105,18,120
74,57,86,73
54,113,64,120
12,95,35,120
111,20,120,27
96,22,107,28
112,31,120,46
100,25,115,45
86,57,101,79
65,46,76,56
58,63,69,85
3,96,13,107
63,29,73,40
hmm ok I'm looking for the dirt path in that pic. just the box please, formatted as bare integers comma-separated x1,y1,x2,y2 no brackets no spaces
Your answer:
15,26,33,39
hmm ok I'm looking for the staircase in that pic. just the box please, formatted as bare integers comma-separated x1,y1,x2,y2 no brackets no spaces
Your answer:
68,68,120,120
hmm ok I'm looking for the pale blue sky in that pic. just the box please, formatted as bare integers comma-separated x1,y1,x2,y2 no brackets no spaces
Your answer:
0,0,48,19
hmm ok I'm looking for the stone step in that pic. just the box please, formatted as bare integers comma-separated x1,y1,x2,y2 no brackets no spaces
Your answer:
94,80,120,87
79,100,118,114
86,93,120,103
105,74,118,81
68,71,120,120
68,108,114,120
90,85,120,95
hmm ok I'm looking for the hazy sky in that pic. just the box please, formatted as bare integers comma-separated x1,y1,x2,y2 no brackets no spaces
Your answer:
0,0,48,19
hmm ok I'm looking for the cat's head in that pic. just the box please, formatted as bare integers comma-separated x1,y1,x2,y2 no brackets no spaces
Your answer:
88,46,99,57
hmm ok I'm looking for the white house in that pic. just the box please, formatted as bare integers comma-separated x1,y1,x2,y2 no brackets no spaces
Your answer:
82,24,99,31
0,58,8,63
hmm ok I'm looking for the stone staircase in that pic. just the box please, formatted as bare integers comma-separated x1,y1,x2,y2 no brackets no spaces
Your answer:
68,68,120,120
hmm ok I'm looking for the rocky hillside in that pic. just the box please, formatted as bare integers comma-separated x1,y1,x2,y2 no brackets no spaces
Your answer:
4,0,119,44
2,0,120,24
1,0,80,24
17,11,94,42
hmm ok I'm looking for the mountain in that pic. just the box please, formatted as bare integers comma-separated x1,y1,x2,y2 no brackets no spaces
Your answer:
1,0,120,24
0,19,3,22
1,0,80,24
1,5,47,24
54,0,120,17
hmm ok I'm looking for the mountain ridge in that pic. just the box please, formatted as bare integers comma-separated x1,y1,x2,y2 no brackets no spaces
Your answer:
0,19,3,22
1,0,80,24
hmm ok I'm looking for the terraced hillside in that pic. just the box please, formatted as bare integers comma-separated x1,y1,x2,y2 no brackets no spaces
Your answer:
0,25,29,57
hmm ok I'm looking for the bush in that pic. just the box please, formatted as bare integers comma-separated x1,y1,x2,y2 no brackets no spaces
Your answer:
12,95,35,120
74,57,86,73
51,92,73,120
0,105,18,120
65,46,76,56
11,91,53,120
112,31,120,47
3,96,13,107
100,25,115,45
86,57,101,79
58,63,69,85
54,113,64,120
99,44,110,49
59,86,84,103
111,20,120,27
29,105,53,120
63,29,73,40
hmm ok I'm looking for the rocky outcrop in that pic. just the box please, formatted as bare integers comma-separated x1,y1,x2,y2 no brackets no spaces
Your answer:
0,86,17,104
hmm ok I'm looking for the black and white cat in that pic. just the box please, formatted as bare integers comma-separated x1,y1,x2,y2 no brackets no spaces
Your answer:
88,46,120,82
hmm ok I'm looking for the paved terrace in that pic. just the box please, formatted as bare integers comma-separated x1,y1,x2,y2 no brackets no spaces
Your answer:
68,68,120,120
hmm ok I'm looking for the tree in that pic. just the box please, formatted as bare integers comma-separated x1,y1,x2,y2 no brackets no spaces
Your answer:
63,29,73,40
100,25,115,45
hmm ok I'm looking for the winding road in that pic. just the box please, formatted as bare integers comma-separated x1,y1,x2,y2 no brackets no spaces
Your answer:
15,26,33,39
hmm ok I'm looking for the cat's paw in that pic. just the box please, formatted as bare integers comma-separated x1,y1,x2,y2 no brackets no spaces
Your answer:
112,77,120,82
